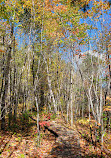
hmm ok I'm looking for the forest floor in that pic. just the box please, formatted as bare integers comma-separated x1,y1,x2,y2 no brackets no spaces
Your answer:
0,114,111,158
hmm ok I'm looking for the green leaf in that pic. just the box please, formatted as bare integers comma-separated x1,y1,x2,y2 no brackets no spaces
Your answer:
20,154,25,158
97,136,99,140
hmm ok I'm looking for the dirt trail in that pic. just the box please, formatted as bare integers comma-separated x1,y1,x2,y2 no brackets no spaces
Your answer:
45,120,82,158
43,119,110,158
1,118,110,158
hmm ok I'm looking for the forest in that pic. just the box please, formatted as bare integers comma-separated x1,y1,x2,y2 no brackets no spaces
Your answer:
0,0,111,157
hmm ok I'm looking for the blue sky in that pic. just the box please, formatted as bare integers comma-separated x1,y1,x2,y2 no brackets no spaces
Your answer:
14,0,110,60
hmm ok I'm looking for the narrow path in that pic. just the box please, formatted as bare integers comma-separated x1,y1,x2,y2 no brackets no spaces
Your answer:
1,117,109,157
45,120,81,158
43,119,109,158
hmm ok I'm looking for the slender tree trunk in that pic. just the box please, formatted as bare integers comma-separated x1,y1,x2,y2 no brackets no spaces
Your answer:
70,67,73,126
35,95,40,145
8,69,12,128
46,62,57,113
14,68,18,122
1,46,11,130
67,98,69,123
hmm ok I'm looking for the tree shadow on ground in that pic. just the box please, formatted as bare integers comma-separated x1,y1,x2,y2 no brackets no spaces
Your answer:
49,144,81,158
48,141,104,158
48,136,81,158
2,113,37,135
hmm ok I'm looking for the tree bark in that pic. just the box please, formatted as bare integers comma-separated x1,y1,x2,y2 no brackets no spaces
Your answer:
1,46,11,130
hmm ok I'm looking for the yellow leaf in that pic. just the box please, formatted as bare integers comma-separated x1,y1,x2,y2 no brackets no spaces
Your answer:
98,123,101,126
108,145,111,151
0,49,5,53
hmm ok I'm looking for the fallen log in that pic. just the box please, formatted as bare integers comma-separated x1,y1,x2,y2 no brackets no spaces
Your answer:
29,115,37,122
44,126,59,140
29,115,59,139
